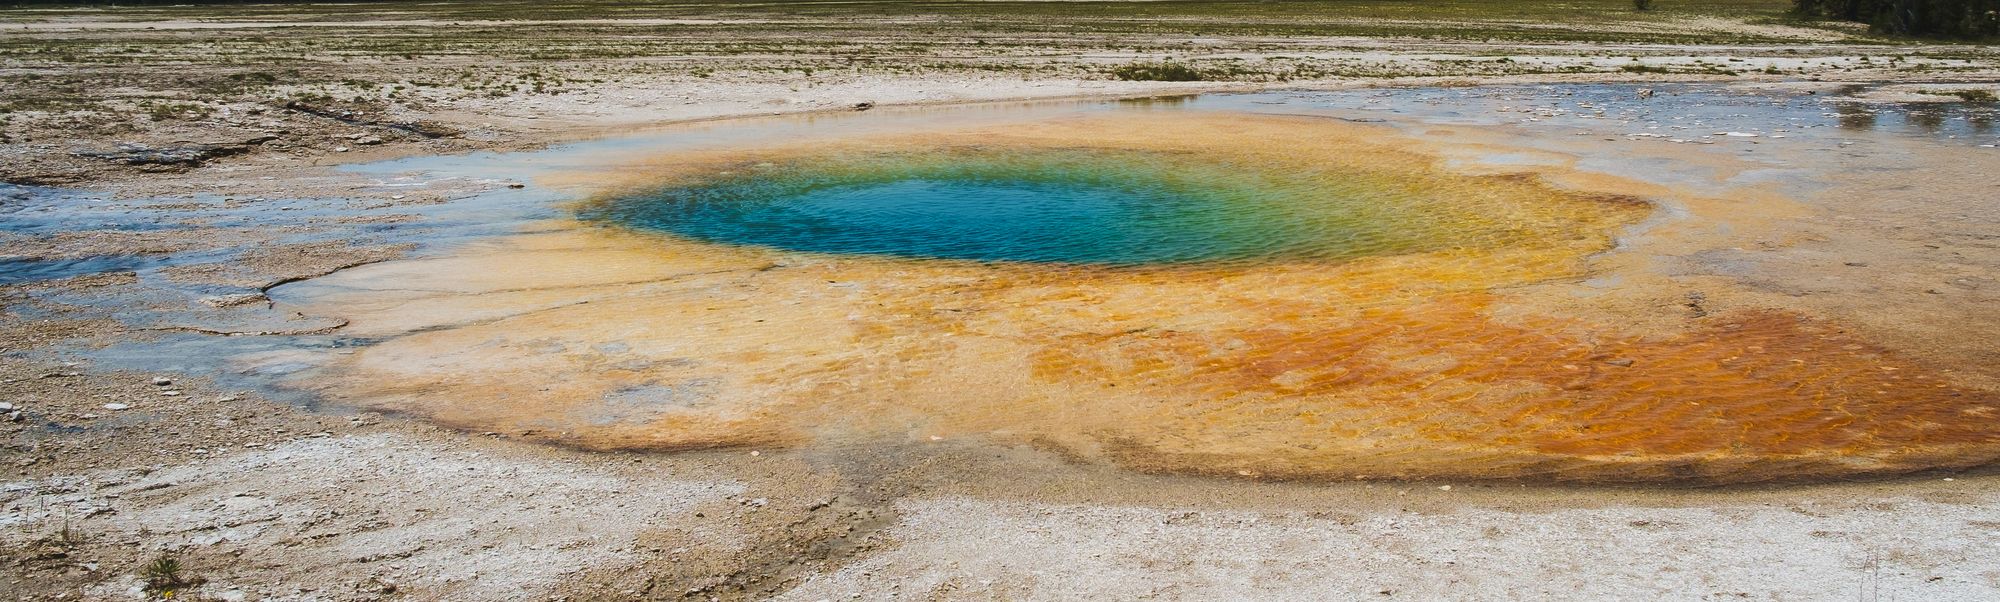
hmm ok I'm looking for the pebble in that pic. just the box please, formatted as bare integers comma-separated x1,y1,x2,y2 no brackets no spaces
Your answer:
103,403,130,411
151,377,173,386
0,402,14,411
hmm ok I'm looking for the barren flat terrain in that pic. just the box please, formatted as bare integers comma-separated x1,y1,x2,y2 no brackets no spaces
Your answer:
5,2,2000,601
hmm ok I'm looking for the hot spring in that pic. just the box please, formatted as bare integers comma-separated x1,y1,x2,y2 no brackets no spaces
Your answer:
279,110,2000,485
588,149,1483,266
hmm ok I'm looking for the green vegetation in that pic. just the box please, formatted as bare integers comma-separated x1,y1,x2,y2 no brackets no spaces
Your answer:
1111,62,1206,82
1,1,1802,43
141,553,195,598
1793,0,2000,38
1922,88,2000,100
0,0,1986,141
5,0,1791,22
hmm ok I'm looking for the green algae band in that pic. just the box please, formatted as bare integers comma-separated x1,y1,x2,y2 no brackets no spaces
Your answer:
588,151,1454,265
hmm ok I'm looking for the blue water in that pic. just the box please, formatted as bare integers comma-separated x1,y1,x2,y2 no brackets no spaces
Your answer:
623,179,1274,264
0,255,176,285
586,152,1422,265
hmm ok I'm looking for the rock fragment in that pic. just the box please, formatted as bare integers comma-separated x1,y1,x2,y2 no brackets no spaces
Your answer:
72,142,250,166
201,293,272,308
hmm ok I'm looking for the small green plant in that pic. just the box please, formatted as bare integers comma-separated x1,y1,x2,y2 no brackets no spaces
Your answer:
142,553,193,598
1620,64,1672,74
1634,0,1655,10
1110,61,1206,82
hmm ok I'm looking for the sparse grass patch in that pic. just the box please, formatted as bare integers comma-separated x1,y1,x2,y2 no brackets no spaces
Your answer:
1110,61,1205,81
1621,64,1673,73
1921,88,1998,101
142,101,211,122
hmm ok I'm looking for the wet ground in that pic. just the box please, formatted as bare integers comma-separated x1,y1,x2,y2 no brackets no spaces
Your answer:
7,81,2000,600
7,82,1998,483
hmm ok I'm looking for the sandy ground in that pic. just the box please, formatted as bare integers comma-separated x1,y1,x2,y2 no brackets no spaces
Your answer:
5,4,2000,602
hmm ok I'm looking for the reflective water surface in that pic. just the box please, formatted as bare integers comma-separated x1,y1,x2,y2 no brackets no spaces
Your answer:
285,107,2000,484
590,146,1589,266
12,83,1999,485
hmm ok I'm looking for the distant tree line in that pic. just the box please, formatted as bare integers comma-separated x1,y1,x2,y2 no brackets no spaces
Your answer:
1794,0,2000,38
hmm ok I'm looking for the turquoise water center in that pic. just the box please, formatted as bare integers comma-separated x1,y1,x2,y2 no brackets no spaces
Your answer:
586,150,1472,265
